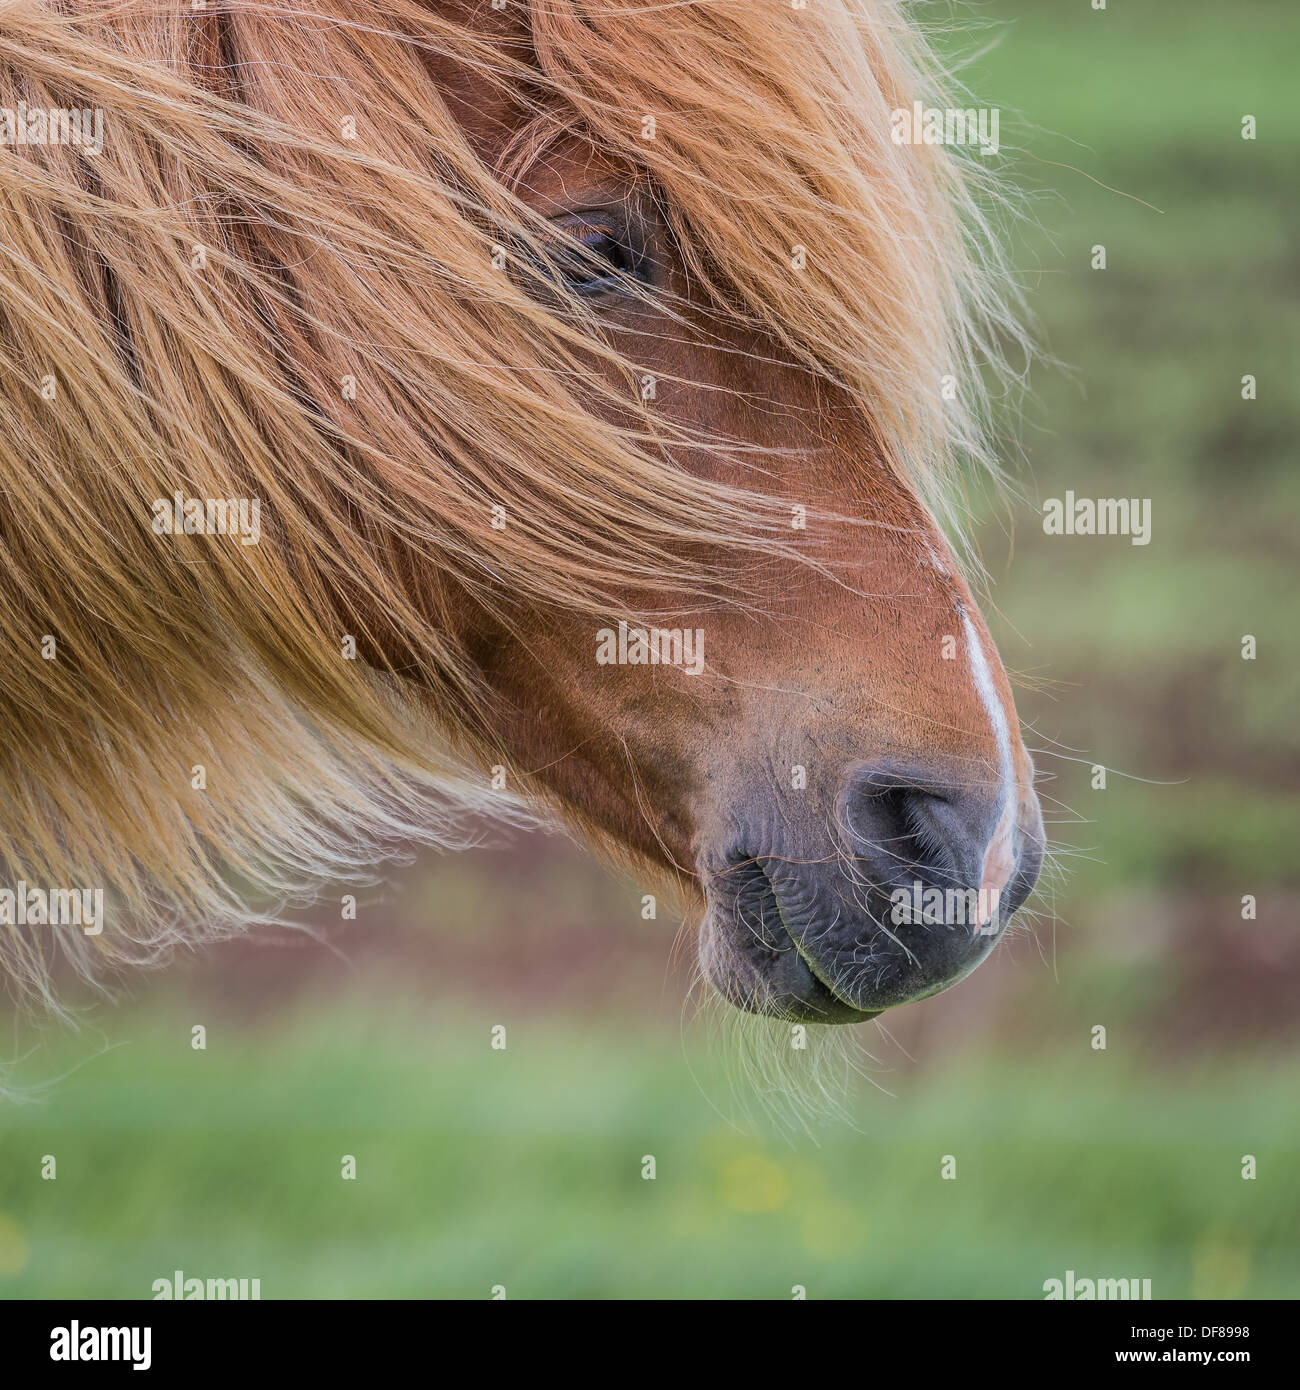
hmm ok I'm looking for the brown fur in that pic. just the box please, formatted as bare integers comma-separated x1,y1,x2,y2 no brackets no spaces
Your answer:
0,0,1033,1012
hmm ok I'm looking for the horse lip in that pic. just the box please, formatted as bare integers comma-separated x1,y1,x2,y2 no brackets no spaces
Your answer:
703,845,1027,1019
704,855,883,1022
750,861,862,1001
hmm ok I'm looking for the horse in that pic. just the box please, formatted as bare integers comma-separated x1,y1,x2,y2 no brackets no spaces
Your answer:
0,0,1043,1026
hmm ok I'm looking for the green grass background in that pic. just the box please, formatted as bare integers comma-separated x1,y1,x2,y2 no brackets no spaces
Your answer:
1,0,1297,1299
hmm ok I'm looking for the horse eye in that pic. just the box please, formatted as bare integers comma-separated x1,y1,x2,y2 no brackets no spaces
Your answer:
551,216,643,296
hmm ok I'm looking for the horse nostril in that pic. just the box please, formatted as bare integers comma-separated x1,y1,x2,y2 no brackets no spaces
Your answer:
841,765,1000,898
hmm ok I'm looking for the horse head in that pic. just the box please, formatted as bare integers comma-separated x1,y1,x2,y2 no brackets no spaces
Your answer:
0,0,1041,1022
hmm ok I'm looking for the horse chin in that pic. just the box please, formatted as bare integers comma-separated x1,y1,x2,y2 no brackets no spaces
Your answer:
697,900,884,1025
694,834,1037,1023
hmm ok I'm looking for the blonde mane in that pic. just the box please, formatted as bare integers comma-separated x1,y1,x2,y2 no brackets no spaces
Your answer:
0,0,1023,1009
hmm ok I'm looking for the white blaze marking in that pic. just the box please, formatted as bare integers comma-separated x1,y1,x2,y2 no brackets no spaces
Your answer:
960,609,1017,928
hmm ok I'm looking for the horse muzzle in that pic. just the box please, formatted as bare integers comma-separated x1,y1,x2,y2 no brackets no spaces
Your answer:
697,760,1044,1023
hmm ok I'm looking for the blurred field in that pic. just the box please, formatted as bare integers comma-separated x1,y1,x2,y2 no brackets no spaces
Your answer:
2,995,1298,1299
1,0,1297,1299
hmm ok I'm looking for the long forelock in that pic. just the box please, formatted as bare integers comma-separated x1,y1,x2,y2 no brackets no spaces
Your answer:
0,0,1024,1007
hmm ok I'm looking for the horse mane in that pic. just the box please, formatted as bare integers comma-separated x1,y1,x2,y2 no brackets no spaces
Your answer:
0,0,1024,1010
